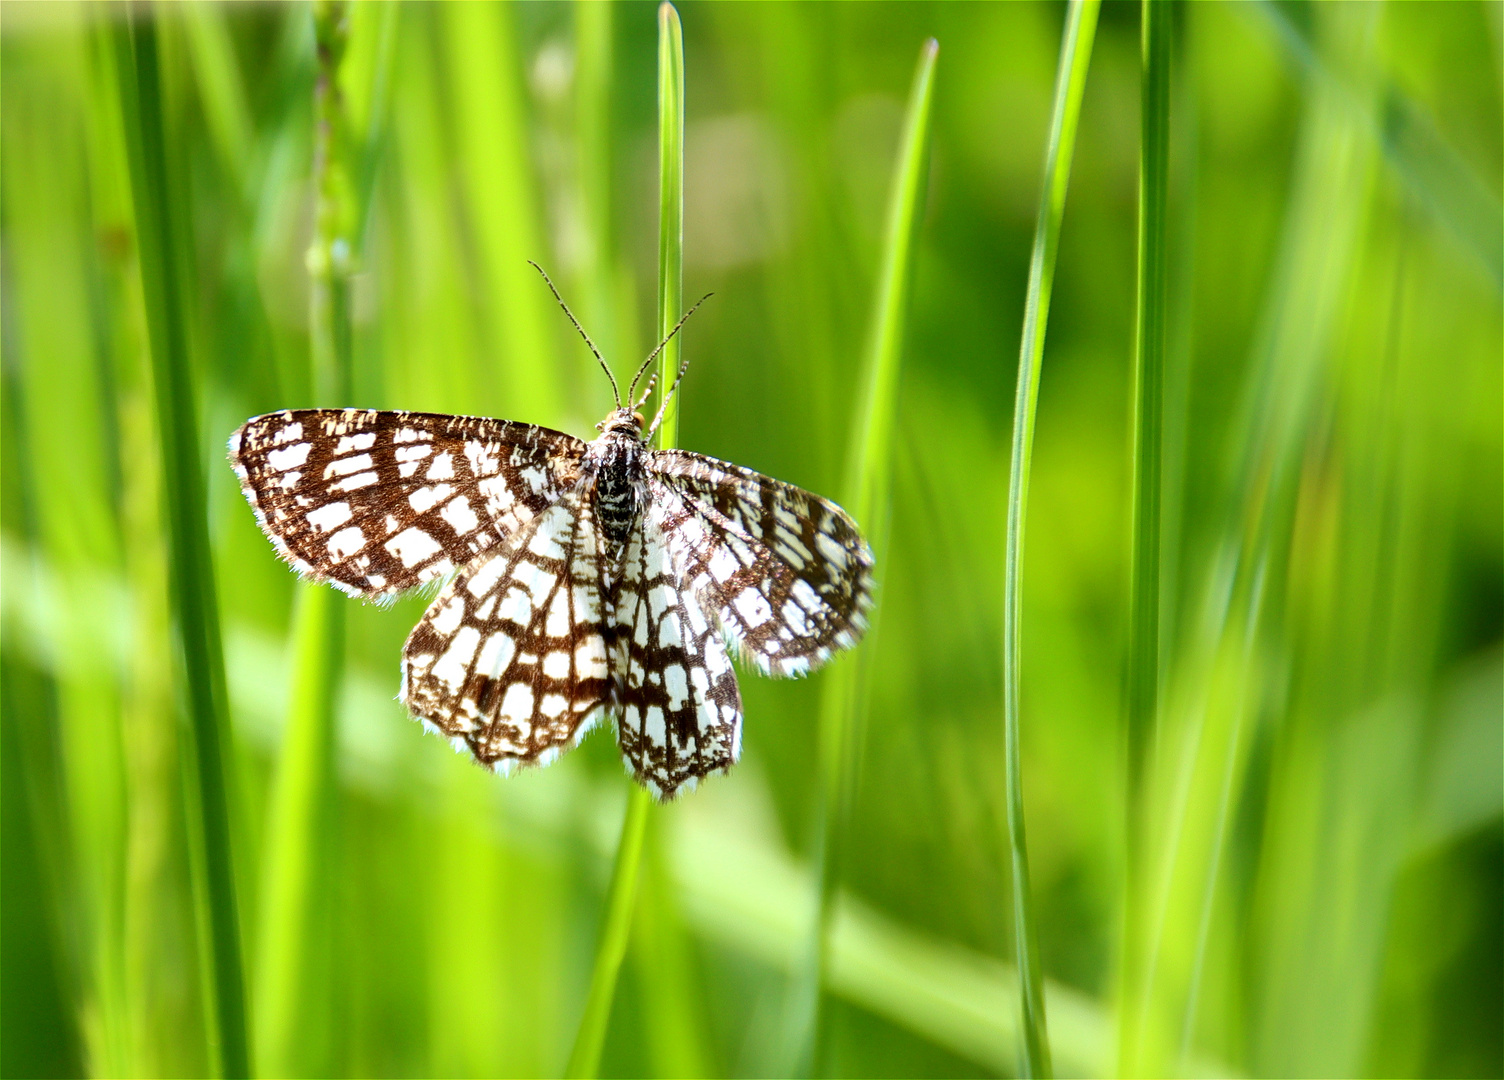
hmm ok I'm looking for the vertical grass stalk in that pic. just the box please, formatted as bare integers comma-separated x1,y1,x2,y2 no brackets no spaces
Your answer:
793,37,939,1077
1002,3,1100,1076
253,4,355,1074
573,0,623,379
654,0,685,451
563,5,683,1075
564,785,649,1078
308,0,357,408
840,40,939,586
441,2,559,421
115,9,249,1077
1119,2,1170,1074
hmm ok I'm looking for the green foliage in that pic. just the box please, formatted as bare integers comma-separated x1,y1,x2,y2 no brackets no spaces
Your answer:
2,3,1499,1079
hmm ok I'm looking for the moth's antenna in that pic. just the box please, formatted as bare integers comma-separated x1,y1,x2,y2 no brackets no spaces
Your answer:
528,260,620,407
633,370,659,410
645,352,694,439
627,292,713,409
644,297,713,439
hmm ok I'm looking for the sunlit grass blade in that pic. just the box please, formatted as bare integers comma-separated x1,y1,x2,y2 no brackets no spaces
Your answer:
180,4,252,190
631,821,712,1078
253,587,342,1077
1002,2,1100,1076
114,9,248,1077
308,0,357,408
789,36,939,1077
572,0,628,394
565,785,650,1078
4,16,132,1073
439,1,558,423
1118,0,1169,1074
344,0,398,247
1128,6,1393,1075
252,10,362,1072
841,38,940,542
575,2,710,1067
653,0,684,450
564,5,684,1075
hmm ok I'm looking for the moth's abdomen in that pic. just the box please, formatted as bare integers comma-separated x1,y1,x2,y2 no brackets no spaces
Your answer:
590,435,646,555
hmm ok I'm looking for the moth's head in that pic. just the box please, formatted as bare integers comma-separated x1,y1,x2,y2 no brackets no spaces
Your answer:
598,407,645,436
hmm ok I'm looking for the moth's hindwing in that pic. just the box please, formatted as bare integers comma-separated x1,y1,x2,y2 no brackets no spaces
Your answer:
402,493,612,771
649,449,875,676
610,498,743,798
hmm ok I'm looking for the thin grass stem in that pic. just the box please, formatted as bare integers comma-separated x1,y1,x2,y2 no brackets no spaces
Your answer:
441,1,559,420
842,40,939,533
563,6,684,1074
564,784,651,1078
308,0,356,407
573,0,622,382
654,0,684,451
253,4,358,1074
792,37,939,1077
253,588,341,1076
1118,2,1170,1074
114,9,248,1076
1002,2,1100,1076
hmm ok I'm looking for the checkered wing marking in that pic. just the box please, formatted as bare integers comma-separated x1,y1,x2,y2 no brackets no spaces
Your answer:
401,494,612,771
648,450,874,676
611,504,741,800
229,408,585,598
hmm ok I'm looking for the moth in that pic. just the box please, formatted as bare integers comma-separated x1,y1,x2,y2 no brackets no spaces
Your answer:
230,266,873,797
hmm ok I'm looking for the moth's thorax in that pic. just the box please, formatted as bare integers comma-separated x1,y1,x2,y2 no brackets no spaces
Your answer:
585,420,648,556
597,407,644,437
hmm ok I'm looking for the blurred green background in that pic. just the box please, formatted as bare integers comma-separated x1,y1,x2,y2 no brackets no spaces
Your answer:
2,2,1500,1077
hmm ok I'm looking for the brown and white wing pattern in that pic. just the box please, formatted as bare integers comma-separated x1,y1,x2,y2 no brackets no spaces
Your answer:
610,502,742,799
229,408,585,598
231,405,876,798
401,494,613,771
647,449,874,677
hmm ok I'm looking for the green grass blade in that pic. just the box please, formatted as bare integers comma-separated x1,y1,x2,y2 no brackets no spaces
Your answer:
253,6,358,1074
572,0,626,390
4,18,132,1073
1142,7,1392,1074
565,786,651,1079
842,39,939,532
308,0,356,407
1002,3,1100,1076
1118,1,1169,1074
582,3,710,1068
564,5,685,1074
252,587,342,1077
631,820,713,1077
179,4,252,190
345,0,398,253
439,1,558,422
654,0,685,450
792,36,939,1076
114,9,249,1077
